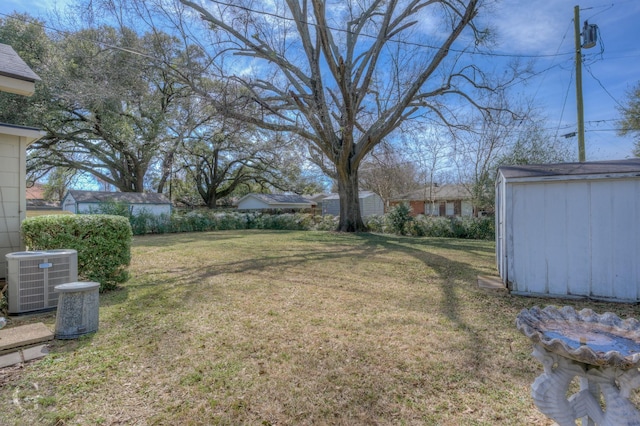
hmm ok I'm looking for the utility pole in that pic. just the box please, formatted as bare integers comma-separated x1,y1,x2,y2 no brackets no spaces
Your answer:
574,5,586,162
574,5,598,162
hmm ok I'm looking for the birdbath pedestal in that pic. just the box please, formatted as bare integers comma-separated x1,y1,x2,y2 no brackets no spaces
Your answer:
516,306,640,426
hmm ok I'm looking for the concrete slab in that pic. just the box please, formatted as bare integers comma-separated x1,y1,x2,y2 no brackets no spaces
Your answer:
22,344,49,362
477,275,508,292
0,351,22,369
0,323,53,353
0,344,49,368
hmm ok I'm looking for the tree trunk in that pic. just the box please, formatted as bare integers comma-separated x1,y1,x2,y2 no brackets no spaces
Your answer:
336,165,367,232
206,192,217,209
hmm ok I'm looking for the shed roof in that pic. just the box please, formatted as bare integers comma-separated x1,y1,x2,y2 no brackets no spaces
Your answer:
239,193,312,206
498,158,640,179
66,190,171,204
0,43,41,82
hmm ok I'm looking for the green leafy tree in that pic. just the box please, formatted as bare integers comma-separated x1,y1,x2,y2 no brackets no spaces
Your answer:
26,25,196,192
0,14,53,127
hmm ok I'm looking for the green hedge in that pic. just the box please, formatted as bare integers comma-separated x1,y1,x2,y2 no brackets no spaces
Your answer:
21,215,133,291
62,207,494,240
365,214,495,240
122,209,495,239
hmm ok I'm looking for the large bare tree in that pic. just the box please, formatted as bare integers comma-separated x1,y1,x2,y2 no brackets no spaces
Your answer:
177,0,495,231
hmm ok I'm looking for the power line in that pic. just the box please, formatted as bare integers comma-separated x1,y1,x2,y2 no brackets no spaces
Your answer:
554,65,575,141
0,8,575,61
584,62,625,109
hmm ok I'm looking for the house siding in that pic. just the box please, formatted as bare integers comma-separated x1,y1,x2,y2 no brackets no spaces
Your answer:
390,185,473,217
0,134,28,278
322,192,384,217
62,191,172,216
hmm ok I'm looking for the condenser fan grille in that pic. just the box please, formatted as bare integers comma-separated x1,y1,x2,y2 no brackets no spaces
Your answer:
6,250,78,314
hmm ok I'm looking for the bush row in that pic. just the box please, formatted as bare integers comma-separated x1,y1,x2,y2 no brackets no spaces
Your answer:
126,210,338,234
122,208,494,240
365,213,494,240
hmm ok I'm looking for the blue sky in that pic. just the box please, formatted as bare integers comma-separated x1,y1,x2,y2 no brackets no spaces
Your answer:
1,0,639,160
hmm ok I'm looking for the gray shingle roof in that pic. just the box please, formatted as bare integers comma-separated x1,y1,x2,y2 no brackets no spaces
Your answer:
67,190,171,204
0,43,40,82
498,159,640,179
393,184,471,202
248,193,312,205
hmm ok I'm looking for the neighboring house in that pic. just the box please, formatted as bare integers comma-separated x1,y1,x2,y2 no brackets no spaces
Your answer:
26,182,60,210
62,190,172,216
236,193,313,212
0,43,43,279
495,158,640,302
304,193,329,215
390,184,474,217
321,191,384,217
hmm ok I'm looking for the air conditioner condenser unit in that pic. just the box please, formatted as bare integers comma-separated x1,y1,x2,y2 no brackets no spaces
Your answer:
6,249,78,314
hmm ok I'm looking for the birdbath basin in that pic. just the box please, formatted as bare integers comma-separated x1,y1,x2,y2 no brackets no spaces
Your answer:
516,306,640,426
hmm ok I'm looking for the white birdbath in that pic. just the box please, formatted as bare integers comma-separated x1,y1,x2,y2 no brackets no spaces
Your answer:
516,306,640,426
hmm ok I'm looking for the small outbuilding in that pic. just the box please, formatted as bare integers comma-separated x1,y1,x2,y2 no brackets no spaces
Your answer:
321,191,384,217
236,193,313,212
62,190,172,216
495,159,640,302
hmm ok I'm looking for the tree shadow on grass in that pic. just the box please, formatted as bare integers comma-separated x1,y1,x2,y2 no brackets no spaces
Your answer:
124,231,528,380
350,233,501,373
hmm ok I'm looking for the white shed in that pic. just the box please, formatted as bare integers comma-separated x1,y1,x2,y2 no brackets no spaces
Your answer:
321,191,384,217
236,193,313,211
496,159,640,302
62,190,172,216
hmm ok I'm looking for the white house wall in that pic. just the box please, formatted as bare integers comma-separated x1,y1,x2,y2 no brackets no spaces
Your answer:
70,202,170,216
0,134,27,278
505,178,640,301
129,204,170,216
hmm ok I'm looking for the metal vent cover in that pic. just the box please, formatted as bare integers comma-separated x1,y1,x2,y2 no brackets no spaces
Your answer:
6,250,78,314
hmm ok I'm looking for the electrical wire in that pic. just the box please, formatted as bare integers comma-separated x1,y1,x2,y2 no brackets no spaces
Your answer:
584,62,625,109
554,66,575,141
0,7,575,61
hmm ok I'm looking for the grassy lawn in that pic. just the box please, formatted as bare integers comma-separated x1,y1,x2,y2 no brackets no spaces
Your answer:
1,230,638,425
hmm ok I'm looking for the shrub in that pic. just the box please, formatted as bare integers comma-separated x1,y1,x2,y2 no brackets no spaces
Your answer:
21,215,133,291
88,200,131,217
364,214,386,233
313,215,339,231
386,203,413,235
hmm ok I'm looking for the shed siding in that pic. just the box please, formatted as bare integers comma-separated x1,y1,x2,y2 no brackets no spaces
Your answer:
563,182,590,297
361,195,384,217
322,194,383,217
322,198,340,216
503,177,640,301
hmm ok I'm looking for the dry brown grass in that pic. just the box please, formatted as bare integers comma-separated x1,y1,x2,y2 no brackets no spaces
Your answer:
1,230,638,425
